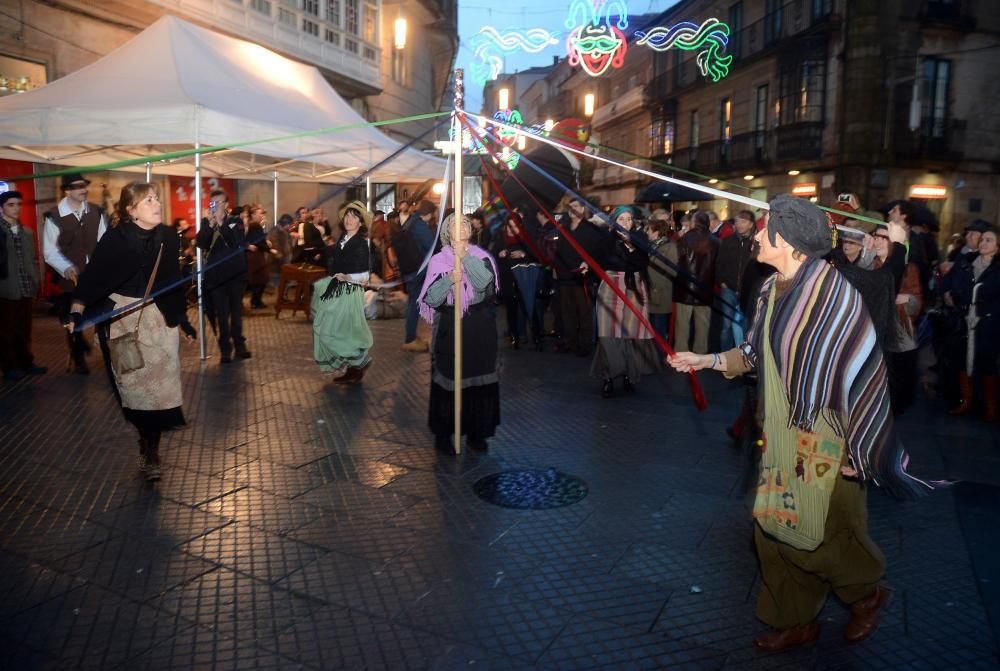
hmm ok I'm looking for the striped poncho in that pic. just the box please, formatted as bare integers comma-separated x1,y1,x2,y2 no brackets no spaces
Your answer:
744,257,934,499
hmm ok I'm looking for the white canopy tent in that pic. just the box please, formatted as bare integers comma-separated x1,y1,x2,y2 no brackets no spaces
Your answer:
0,14,446,182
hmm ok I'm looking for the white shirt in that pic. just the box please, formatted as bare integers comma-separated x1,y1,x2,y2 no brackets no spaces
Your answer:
43,197,107,278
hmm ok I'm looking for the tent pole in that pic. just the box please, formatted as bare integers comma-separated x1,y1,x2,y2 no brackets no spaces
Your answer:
194,137,207,361
145,162,152,182
365,176,372,211
452,69,464,455
273,171,279,229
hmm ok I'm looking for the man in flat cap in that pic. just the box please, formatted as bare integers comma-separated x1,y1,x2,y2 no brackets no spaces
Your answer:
43,173,107,374
670,195,937,653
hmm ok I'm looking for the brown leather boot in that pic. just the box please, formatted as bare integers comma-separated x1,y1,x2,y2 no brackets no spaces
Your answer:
752,622,820,652
844,585,892,643
950,373,974,415
983,375,999,422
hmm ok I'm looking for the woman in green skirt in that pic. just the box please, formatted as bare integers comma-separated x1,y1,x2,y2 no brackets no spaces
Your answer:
312,200,374,383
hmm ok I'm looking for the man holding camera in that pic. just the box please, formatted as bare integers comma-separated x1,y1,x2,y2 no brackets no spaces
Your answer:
196,190,251,363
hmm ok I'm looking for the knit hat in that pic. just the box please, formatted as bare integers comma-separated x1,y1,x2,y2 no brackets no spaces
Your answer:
338,200,372,228
767,194,833,258
610,205,635,226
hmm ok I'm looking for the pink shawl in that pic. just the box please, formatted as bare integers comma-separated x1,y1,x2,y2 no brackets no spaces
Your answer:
417,245,498,323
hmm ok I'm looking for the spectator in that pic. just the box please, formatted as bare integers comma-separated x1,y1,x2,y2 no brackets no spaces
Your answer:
400,199,437,352
552,197,604,357
646,215,677,343
0,191,46,380
674,209,719,353
716,209,756,349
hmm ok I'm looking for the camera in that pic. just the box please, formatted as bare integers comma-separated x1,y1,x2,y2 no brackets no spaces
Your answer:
837,193,852,204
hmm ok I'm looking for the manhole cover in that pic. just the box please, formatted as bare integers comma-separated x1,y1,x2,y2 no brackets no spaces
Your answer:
473,468,588,509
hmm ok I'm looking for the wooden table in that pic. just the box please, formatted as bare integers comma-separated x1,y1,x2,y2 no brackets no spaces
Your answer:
274,263,326,319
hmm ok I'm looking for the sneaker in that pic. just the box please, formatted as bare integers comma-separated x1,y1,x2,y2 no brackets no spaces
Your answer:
236,349,252,360
401,339,428,353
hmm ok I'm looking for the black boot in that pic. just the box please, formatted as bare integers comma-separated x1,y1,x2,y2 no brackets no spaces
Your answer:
468,435,489,452
623,376,635,393
144,432,162,482
601,378,613,398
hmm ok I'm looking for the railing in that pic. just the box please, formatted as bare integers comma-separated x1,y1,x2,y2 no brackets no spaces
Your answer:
893,119,966,162
727,131,771,169
775,121,824,161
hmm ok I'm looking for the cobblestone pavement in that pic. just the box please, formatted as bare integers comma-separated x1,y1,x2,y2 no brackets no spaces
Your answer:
1,299,999,670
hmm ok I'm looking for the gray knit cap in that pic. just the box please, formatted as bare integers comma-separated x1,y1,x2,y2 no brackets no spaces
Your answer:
767,194,832,258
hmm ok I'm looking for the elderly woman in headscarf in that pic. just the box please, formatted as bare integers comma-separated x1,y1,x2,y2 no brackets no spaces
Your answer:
669,195,937,653
592,205,661,398
312,200,374,384
418,213,500,453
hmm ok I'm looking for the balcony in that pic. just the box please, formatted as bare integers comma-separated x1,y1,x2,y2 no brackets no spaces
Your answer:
919,0,977,30
775,121,824,161
728,131,771,170
893,119,966,163
148,0,382,96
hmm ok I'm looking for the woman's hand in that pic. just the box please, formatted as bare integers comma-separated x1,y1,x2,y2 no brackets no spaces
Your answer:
510,250,525,259
180,321,197,343
333,273,348,282
667,352,713,373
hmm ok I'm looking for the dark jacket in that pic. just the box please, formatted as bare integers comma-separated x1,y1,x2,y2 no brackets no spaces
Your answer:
553,218,603,281
246,223,270,285
196,217,248,289
674,226,719,305
327,232,371,276
716,232,755,296
74,222,189,328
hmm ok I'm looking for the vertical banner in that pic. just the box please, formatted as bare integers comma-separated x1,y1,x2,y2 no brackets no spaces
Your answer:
168,175,236,224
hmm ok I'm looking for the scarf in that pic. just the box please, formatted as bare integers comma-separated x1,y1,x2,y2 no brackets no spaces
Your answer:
744,257,935,499
417,244,498,323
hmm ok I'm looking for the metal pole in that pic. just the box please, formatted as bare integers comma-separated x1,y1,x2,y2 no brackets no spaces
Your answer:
365,175,372,212
145,162,152,182
194,138,207,360
272,171,279,229
452,68,464,455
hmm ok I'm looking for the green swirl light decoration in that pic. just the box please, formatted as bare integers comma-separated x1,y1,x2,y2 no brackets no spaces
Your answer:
635,18,733,82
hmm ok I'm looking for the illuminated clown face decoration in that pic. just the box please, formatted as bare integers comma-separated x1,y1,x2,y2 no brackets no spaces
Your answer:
567,24,627,77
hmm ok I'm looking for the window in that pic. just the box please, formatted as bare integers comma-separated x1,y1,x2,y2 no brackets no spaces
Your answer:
728,3,743,59
663,118,675,155
690,110,700,147
755,84,769,146
303,18,319,36
278,7,296,27
392,47,407,84
324,29,340,46
326,0,340,26
303,0,319,15
363,1,377,43
921,58,950,138
345,0,358,35
720,98,732,142
812,0,832,21
764,0,783,45
779,59,825,124
250,0,271,15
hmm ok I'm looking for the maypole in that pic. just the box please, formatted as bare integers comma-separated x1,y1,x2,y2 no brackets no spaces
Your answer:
452,68,465,455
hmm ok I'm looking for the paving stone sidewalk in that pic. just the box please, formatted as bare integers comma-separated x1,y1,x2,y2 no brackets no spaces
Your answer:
1,303,998,670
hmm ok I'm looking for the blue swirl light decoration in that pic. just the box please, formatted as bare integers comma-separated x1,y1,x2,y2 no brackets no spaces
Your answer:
634,18,733,82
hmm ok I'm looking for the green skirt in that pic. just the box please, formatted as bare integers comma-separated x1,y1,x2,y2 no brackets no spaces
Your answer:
312,279,374,372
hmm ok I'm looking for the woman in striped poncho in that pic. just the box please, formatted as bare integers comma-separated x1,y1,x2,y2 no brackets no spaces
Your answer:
669,195,937,654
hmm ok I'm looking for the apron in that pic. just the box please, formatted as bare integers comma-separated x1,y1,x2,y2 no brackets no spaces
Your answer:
107,293,183,411
752,285,845,551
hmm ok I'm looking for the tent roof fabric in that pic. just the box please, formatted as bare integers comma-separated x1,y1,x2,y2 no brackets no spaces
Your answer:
0,15,446,182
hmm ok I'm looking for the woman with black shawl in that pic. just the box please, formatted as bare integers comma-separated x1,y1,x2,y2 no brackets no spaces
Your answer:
312,201,374,384
669,195,937,653
66,183,197,481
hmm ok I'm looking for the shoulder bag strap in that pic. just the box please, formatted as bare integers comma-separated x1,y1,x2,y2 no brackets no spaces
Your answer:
133,243,164,333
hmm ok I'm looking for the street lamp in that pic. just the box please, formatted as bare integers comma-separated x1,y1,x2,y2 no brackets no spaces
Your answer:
394,17,407,50
584,93,595,117
498,87,510,110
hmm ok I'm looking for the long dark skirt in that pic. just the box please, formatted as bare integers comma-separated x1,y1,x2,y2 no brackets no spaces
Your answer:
428,301,500,438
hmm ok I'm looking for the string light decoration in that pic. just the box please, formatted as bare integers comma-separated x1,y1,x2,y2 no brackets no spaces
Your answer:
634,18,733,82
566,24,628,77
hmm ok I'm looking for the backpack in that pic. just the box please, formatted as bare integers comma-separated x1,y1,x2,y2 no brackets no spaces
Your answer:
391,225,424,276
